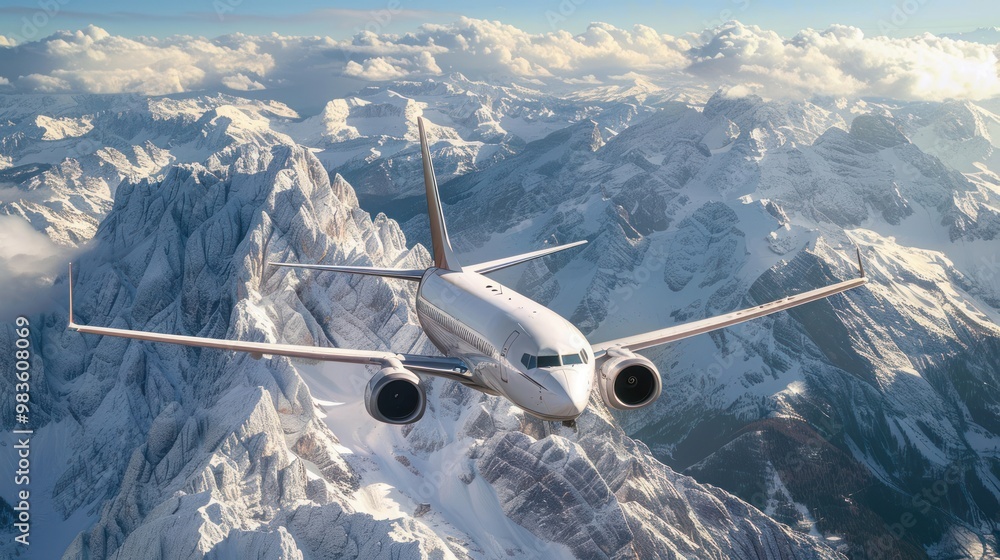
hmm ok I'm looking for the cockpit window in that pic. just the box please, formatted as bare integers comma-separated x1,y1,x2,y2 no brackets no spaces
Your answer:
520,353,536,369
561,353,583,365
536,355,561,368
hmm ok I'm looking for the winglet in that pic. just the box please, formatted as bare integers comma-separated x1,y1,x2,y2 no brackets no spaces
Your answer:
417,117,461,271
856,246,866,279
68,262,76,328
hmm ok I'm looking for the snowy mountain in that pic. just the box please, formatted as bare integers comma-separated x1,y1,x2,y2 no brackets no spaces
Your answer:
0,93,298,245
0,75,649,243
896,100,1000,175
2,76,1000,559
0,131,841,559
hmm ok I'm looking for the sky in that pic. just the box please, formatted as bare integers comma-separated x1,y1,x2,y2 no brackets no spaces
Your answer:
0,0,997,106
0,0,996,42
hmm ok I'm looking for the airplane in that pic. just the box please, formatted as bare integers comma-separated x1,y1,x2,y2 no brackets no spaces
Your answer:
68,117,868,426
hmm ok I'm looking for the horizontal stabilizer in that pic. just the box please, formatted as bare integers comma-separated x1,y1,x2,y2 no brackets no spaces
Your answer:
469,240,587,275
269,262,425,281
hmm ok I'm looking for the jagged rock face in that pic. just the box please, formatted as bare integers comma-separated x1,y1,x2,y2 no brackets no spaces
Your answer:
848,114,910,149
472,408,842,560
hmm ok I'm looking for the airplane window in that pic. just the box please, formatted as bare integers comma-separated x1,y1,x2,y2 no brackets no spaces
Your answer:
537,355,561,368
562,353,583,365
520,354,538,369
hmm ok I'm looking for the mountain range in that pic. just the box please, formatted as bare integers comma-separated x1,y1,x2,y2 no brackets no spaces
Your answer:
1,72,999,559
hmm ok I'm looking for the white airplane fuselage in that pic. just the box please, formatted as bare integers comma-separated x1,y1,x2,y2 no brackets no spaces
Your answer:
416,268,594,421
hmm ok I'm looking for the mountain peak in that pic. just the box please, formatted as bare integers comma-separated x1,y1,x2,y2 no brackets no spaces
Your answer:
849,113,910,148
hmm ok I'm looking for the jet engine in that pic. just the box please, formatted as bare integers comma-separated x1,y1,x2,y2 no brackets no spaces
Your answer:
597,349,662,410
365,366,426,424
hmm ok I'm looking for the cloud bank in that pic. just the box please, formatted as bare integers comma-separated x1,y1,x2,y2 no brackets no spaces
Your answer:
689,23,1000,101
0,215,76,321
0,19,998,101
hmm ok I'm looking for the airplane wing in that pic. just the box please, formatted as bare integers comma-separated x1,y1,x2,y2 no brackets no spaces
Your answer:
67,266,468,379
591,251,868,356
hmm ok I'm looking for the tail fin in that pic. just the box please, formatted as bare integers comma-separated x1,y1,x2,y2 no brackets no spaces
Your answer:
418,117,461,271
68,262,76,327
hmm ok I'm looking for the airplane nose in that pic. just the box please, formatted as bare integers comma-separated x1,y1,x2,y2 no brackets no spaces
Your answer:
547,369,591,417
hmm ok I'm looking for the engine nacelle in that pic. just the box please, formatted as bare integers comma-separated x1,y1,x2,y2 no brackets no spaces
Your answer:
365,366,426,424
597,350,662,410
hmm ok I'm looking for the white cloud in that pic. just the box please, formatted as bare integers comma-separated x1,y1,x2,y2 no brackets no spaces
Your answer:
2,20,999,101
411,18,690,79
16,73,69,92
344,57,411,81
7,25,275,95
0,215,76,322
563,74,601,85
222,73,266,91
0,35,16,47
343,51,442,81
688,22,1000,101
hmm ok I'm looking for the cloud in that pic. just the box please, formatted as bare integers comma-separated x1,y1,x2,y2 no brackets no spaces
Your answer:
0,215,76,322
5,25,274,95
412,18,691,79
0,19,691,95
222,73,265,91
343,52,442,81
688,22,1000,101
1,19,998,101
563,74,601,85
343,57,409,81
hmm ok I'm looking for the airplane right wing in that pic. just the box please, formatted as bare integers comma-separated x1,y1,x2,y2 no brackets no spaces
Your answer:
67,266,468,379
591,250,868,356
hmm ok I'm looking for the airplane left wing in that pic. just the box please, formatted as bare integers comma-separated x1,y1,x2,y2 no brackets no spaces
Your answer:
67,266,468,379
591,251,868,356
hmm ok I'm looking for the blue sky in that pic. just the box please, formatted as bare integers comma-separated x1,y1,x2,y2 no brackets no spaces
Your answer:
0,0,995,41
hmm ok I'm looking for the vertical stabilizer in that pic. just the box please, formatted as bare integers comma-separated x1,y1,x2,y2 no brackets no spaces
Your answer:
68,262,75,326
418,117,461,271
